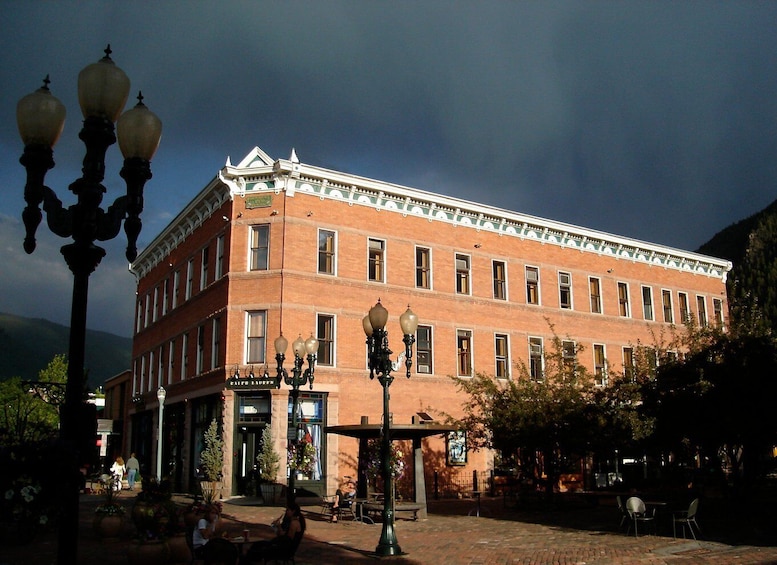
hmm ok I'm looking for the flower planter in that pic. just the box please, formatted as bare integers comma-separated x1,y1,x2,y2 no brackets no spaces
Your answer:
167,532,191,563
93,513,125,541
126,539,170,565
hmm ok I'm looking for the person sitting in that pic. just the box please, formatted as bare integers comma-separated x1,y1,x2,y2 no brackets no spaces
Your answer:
192,505,223,558
243,502,306,563
330,478,356,523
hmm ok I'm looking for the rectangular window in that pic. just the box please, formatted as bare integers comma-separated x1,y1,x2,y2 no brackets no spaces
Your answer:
529,337,544,381
642,286,654,321
196,325,205,375
416,247,431,289
140,355,147,392
662,289,674,323
562,340,576,375
316,314,335,366
167,340,175,386
618,282,630,317
157,345,164,388
186,259,194,300
172,270,180,309
211,317,220,370
135,300,142,334
144,294,150,328
250,225,270,271
455,254,471,295
368,238,385,282
246,311,267,364
152,286,159,323
495,333,509,379
589,277,602,314
593,344,607,386
318,229,336,275
147,354,154,391
493,260,507,300
526,266,540,305
215,234,225,279
623,347,635,381
457,330,472,377
200,246,209,290
162,278,169,316
416,325,433,374
287,392,325,481
679,292,690,323
697,295,708,326
558,272,572,309
181,332,189,380
713,298,725,328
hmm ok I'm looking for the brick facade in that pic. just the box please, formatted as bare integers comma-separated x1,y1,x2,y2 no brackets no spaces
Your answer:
126,147,730,498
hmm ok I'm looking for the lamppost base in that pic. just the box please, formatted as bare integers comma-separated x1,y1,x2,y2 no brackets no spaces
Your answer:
375,543,404,557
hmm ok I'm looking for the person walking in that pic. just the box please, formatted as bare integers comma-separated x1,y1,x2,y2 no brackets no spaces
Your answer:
126,453,140,491
109,456,126,492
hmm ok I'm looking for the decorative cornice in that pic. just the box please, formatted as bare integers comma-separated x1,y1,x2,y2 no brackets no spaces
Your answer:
131,148,732,281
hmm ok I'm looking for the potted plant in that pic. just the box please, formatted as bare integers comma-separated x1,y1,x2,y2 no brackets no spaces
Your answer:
127,477,176,565
93,475,126,540
199,418,225,504
256,427,281,504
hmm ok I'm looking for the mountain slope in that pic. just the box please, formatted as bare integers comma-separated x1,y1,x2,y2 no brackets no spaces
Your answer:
0,313,131,389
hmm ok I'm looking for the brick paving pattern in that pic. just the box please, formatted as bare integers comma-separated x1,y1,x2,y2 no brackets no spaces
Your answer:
2,494,777,564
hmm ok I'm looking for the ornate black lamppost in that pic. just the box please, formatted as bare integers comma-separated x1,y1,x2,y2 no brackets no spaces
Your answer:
362,300,418,556
274,333,318,503
16,47,162,565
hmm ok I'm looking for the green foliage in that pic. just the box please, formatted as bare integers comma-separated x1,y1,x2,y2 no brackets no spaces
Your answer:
200,419,224,482
0,377,59,445
256,427,280,483
644,321,777,482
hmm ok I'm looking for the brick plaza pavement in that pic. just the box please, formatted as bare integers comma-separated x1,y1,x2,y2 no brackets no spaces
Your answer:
2,493,777,564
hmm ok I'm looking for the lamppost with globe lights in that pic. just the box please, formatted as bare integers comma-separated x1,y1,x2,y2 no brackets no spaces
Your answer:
15,46,162,565
273,333,318,502
362,300,418,557
157,387,166,481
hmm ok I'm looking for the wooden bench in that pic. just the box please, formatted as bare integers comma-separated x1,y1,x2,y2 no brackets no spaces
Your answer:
362,502,425,521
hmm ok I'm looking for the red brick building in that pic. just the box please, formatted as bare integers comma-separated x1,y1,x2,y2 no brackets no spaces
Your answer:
127,146,730,498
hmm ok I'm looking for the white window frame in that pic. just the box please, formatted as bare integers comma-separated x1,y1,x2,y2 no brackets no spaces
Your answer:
618,282,631,318
558,271,572,309
368,238,386,283
318,229,337,276
493,260,507,300
494,332,509,379
593,343,607,386
661,289,674,324
526,266,540,305
455,253,471,295
416,246,432,290
457,329,473,377
642,286,654,321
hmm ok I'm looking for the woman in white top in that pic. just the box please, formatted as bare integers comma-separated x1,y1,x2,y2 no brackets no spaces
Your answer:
109,457,125,491
192,505,221,558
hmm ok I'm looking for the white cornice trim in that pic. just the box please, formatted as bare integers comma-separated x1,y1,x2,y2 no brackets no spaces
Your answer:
131,148,732,281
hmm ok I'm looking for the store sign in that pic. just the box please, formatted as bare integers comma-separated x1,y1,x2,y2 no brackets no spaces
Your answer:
226,375,279,390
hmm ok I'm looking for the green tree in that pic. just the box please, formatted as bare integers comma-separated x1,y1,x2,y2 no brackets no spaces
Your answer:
200,419,225,482
256,427,280,483
0,355,69,445
645,319,777,487
447,328,617,494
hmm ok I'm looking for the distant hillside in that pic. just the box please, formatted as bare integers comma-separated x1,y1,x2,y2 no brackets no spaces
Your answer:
697,198,777,332
0,313,131,390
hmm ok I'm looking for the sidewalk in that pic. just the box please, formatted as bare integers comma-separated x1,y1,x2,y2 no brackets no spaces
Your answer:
2,493,777,564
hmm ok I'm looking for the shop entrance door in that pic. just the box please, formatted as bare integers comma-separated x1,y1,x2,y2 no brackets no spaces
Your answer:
234,425,263,496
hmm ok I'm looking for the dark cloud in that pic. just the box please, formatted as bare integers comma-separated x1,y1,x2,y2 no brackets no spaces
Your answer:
1,1,776,335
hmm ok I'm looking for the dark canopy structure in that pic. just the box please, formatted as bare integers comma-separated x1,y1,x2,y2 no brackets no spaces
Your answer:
326,421,457,519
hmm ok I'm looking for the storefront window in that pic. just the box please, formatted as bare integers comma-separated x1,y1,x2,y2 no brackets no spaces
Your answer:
287,392,325,481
